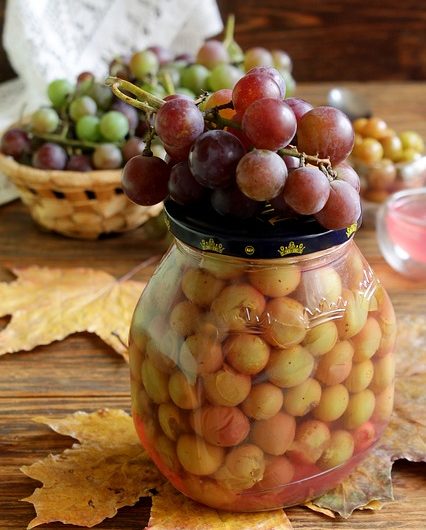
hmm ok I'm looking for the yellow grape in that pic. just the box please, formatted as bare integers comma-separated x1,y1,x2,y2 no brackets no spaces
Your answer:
344,359,374,393
370,354,396,393
317,430,354,469
203,365,251,407
352,317,382,361
168,371,203,410
169,300,201,336
176,434,224,475
224,333,270,375
266,345,314,388
312,383,349,422
141,358,170,404
315,340,354,385
250,412,296,455
241,382,284,420
302,321,338,357
282,377,322,416
342,389,376,429
213,444,265,491
262,296,308,348
248,264,301,297
181,267,225,306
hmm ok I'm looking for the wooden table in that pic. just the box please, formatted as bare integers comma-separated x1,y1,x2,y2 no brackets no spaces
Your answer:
0,82,425,529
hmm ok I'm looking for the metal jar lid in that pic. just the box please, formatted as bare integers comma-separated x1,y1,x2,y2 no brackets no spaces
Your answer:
164,199,360,259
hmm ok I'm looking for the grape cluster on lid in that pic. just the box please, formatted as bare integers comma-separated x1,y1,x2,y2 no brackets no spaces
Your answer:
117,67,361,231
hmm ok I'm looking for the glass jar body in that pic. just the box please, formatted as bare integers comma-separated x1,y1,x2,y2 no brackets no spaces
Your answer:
129,238,396,511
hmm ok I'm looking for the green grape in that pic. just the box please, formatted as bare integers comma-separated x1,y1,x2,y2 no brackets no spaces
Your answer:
88,82,113,110
175,87,196,98
99,111,129,142
208,63,242,91
69,95,97,121
130,50,159,80
30,108,59,133
76,115,101,142
180,64,210,95
47,79,74,107
92,144,122,169
140,82,167,98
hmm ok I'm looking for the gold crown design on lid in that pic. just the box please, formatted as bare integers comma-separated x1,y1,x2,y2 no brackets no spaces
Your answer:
346,223,357,237
200,238,225,253
278,241,305,256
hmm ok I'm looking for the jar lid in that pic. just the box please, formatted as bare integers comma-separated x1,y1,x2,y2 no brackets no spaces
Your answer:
164,199,360,259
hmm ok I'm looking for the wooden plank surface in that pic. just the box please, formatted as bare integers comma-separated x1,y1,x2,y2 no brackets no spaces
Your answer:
0,82,425,529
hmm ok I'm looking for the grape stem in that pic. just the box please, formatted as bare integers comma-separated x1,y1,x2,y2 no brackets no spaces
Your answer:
105,76,164,112
278,146,333,175
31,131,121,150
222,14,236,49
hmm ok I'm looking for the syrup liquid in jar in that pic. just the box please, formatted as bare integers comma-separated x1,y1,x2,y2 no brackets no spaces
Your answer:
129,201,396,511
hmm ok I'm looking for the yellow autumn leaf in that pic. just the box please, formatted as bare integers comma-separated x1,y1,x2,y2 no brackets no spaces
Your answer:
0,263,153,360
21,409,165,529
146,482,293,530
308,314,426,517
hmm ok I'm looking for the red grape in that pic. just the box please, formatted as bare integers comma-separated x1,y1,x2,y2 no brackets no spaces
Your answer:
247,66,286,97
32,143,67,170
315,179,361,230
211,184,262,219
284,97,314,123
1,128,31,159
334,161,361,192
92,144,122,169
242,98,297,150
122,137,146,161
147,45,173,66
111,99,139,131
283,166,331,215
297,106,355,165
121,155,170,205
155,99,204,150
168,161,207,205
196,40,229,70
189,130,245,188
236,149,288,201
232,72,282,114
66,154,93,171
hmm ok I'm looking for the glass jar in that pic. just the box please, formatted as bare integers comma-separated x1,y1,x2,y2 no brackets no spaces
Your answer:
129,201,396,512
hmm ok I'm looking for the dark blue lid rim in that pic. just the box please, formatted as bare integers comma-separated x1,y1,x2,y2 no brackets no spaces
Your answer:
164,200,359,259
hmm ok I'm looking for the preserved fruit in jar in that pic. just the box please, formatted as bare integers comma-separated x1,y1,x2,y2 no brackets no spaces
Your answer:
129,201,396,511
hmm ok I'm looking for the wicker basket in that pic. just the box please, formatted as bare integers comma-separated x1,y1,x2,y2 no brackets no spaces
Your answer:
0,152,163,239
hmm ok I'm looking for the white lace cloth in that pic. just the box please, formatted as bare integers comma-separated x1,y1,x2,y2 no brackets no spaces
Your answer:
0,0,223,204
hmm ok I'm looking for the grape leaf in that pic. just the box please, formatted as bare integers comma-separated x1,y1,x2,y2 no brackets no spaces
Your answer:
0,264,150,360
146,482,293,530
307,314,426,517
20,409,166,529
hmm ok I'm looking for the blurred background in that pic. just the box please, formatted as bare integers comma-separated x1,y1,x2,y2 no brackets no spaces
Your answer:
0,0,425,83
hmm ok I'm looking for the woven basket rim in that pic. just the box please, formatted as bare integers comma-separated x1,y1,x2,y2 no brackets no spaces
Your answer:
0,151,122,188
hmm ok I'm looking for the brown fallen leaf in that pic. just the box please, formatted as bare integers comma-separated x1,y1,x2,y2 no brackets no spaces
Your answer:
0,261,156,360
307,314,426,517
21,409,166,529
146,482,293,530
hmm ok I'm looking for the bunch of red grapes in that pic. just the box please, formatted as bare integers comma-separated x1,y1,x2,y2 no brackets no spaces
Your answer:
121,67,361,231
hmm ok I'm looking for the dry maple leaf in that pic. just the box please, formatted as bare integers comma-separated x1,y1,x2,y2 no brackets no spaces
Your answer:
0,261,156,360
307,314,426,518
146,482,293,530
21,409,166,529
